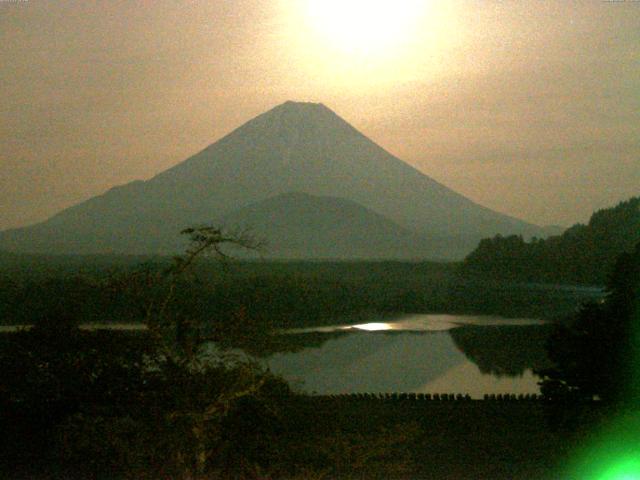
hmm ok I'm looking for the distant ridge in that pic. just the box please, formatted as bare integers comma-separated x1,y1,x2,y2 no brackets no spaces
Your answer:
219,192,434,259
0,101,546,258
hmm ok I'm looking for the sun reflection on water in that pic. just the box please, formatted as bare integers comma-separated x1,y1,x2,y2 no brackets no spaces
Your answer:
350,322,393,331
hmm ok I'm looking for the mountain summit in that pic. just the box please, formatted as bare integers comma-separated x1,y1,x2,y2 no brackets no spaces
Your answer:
0,101,543,258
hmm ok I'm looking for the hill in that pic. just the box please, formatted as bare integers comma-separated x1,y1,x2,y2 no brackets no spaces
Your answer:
461,196,640,285
0,101,545,258
220,192,436,259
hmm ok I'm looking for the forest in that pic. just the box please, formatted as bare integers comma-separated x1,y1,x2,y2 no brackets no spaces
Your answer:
462,197,640,285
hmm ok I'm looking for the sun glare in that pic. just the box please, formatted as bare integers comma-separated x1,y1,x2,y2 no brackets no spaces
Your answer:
305,0,425,57
280,0,459,88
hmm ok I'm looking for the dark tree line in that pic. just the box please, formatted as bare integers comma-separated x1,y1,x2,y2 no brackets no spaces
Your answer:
462,197,640,285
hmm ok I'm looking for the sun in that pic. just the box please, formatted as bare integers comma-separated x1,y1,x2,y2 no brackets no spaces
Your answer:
304,0,426,58
280,0,457,88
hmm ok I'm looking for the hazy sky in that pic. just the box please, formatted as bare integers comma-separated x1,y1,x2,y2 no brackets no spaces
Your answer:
1,0,639,231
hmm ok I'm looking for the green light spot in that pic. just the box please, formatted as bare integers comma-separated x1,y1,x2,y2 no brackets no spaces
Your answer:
566,411,640,480
599,458,640,480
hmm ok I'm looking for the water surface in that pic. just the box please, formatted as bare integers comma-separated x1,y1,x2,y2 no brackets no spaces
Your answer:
282,313,546,333
267,314,549,398
1,314,550,399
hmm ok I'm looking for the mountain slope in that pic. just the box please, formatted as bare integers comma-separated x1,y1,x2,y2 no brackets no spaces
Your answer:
219,192,434,259
0,101,543,257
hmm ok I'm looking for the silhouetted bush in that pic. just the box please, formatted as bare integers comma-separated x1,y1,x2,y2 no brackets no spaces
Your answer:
538,242,640,405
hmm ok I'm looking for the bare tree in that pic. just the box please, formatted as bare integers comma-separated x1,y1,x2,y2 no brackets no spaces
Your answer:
114,225,262,362
114,226,271,478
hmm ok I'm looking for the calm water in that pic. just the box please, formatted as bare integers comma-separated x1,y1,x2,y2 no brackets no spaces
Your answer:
266,314,550,399
1,314,551,399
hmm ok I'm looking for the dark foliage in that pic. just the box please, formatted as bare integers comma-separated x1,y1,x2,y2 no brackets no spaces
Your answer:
0,324,156,477
451,325,553,377
537,242,640,404
462,197,640,285
1,259,598,344
0,323,292,479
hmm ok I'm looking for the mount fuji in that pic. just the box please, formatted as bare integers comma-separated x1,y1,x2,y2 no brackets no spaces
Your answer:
0,101,545,259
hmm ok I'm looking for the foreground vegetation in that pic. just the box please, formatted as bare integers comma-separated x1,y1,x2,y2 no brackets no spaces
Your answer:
0,368,611,480
1,226,638,478
538,241,640,404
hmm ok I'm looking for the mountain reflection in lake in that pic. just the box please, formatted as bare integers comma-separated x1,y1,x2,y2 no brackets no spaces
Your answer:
264,314,551,398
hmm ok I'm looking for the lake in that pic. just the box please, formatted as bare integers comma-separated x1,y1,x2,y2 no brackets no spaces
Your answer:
0,314,553,399
265,314,551,399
